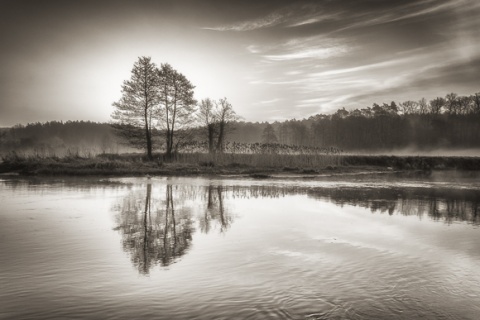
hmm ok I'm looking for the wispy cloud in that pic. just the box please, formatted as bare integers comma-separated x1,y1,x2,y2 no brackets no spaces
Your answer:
311,58,413,77
203,12,286,31
264,47,346,61
202,2,338,32
254,98,281,105
260,98,281,104
203,0,468,34
287,17,325,27
251,35,349,62
334,0,472,34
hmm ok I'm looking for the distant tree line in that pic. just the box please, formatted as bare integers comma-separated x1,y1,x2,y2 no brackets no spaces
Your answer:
228,91,480,151
0,121,119,155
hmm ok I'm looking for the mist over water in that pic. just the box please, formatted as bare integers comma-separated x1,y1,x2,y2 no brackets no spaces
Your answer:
1,175,479,319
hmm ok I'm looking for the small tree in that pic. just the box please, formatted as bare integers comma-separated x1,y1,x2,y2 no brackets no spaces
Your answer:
111,56,158,160
197,97,239,154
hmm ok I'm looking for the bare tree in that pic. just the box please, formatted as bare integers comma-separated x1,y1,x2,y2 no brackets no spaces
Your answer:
198,98,217,154
111,56,158,160
457,95,473,115
418,98,429,114
399,100,418,114
197,97,239,154
157,64,196,160
429,97,445,114
215,98,238,153
445,93,459,114
472,93,480,114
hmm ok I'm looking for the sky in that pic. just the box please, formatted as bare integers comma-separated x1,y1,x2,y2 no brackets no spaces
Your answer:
1,0,479,127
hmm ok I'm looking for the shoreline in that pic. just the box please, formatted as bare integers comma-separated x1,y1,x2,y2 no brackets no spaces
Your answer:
1,154,479,177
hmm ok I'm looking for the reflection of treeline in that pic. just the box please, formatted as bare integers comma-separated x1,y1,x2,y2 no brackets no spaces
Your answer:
316,187,480,225
221,185,480,225
0,176,127,192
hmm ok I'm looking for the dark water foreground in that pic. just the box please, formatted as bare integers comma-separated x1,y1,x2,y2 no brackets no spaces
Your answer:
1,172,479,319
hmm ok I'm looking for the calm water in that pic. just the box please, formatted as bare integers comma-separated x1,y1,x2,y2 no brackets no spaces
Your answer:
1,172,479,320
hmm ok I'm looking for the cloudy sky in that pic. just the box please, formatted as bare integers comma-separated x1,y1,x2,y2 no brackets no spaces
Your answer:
1,0,479,126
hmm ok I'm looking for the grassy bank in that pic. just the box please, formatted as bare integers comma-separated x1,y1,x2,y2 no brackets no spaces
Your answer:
1,152,479,176
341,155,480,171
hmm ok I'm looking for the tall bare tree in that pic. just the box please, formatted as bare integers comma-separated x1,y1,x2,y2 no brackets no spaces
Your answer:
111,56,158,160
215,98,237,153
198,98,217,154
157,64,196,160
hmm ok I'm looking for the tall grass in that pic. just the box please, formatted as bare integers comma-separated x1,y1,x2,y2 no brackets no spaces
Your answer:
173,152,341,168
3,148,478,176
340,154,480,170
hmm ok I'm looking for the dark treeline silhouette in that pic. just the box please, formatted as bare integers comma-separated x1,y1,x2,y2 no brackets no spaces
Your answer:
0,121,121,156
229,91,480,151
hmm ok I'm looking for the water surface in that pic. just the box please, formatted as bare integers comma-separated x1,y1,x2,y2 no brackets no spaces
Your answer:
1,173,479,319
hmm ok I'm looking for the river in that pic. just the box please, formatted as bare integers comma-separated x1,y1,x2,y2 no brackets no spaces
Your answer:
1,172,479,319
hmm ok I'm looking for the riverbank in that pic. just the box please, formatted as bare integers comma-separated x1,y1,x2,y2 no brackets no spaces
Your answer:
1,152,479,177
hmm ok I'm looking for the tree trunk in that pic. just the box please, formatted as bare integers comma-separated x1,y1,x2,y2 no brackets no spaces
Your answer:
216,122,225,153
144,114,153,160
208,124,215,154
142,183,151,274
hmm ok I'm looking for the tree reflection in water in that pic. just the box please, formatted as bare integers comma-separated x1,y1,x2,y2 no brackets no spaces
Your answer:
199,185,233,234
113,182,479,274
226,185,480,225
314,187,480,225
113,184,194,274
